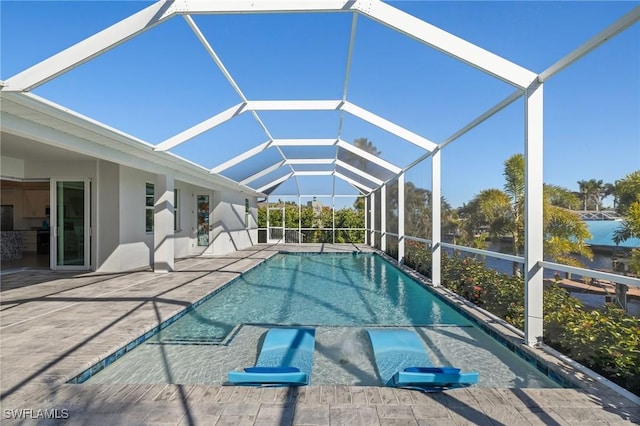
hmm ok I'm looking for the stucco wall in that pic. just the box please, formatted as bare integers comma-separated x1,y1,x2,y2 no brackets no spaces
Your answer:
95,160,121,272
111,166,155,272
1,155,24,179
211,189,257,255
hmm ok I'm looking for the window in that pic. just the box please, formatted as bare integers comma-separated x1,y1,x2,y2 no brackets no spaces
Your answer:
245,198,250,228
174,189,179,231
145,183,154,232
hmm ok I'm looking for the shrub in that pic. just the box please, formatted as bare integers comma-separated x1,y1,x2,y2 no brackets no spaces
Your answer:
403,242,640,395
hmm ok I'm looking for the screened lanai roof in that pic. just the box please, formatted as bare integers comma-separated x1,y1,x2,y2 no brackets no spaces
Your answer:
1,1,638,199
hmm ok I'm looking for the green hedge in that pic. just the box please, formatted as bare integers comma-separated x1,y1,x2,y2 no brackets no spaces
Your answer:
403,241,640,395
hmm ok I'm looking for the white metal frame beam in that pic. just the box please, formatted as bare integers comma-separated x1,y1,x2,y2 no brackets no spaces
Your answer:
380,183,387,252
155,99,438,155
335,159,384,186
247,100,342,111
285,158,335,165
155,103,247,151
2,0,537,92
539,6,640,82
240,160,285,185
342,101,437,151
272,138,337,147
336,139,402,174
397,171,405,262
401,89,524,175
294,171,333,176
1,1,176,91
431,150,441,286
524,81,545,347
337,12,359,141
210,141,271,173
357,1,537,89
370,193,376,247
257,171,294,193
334,171,372,193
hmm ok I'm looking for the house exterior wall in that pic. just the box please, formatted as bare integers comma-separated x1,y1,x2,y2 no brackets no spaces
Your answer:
94,165,259,272
95,160,122,272
113,166,155,272
1,156,24,179
211,189,258,255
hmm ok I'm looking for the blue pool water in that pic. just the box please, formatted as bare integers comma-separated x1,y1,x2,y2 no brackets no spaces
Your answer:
82,252,564,388
152,253,471,344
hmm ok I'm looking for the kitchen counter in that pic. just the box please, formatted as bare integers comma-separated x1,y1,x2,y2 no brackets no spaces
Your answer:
1,231,22,261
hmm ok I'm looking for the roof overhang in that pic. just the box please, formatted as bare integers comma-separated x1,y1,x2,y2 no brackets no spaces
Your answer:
0,91,264,196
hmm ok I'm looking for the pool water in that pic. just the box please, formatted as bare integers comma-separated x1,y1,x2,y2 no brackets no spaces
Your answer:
150,253,471,344
85,253,562,388
87,325,560,387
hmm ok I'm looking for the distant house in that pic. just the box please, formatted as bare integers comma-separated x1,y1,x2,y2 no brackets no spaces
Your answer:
584,220,640,251
307,198,323,217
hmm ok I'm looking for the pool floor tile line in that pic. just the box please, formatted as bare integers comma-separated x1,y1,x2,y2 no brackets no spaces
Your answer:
0,244,638,425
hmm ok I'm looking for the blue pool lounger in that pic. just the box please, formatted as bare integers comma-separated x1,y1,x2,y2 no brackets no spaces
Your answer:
366,328,479,391
228,328,315,386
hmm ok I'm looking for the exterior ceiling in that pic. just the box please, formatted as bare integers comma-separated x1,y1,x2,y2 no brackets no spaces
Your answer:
1,132,92,162
1,1,637,197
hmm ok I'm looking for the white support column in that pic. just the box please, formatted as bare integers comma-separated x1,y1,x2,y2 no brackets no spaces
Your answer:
431,150,441,286
398,172,405,263
370,193,375,247
298,196,302,244
332,196,336,244
154,173,174,273
380,184,387,252
364,196,368,245
524,81,545,347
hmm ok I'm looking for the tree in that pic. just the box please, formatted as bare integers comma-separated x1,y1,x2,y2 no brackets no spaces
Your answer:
612,171,640,275
602,182,616,209
577,179,604,211
545,185,580,210
466,154,592,274
334,207,365,242
380,179,455,241
577,179,590,210
615,171,640,215
344,137,381,173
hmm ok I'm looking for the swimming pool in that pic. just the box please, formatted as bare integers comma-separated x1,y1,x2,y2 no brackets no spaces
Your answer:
149,253,471,345
82,253,564,388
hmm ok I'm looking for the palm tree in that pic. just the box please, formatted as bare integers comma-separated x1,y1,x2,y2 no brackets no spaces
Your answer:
468,154,592,275
345,137,381,172
590,179,604,211
545,184,580,210
577,179,604,211
577,180,590,210
602,182,616,209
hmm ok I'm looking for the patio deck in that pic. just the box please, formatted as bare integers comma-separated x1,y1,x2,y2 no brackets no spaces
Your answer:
1,244,638,425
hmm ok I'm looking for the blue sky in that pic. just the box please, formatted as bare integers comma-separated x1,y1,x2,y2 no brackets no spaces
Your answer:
1,1,639,207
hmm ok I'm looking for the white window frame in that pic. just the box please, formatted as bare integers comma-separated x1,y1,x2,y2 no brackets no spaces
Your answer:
174,188,180,232
145,182,154,233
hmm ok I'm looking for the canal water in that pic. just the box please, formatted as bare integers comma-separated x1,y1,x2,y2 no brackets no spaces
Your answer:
474,242,640,316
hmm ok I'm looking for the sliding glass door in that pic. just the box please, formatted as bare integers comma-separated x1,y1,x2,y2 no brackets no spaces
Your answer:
51,179,91,270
